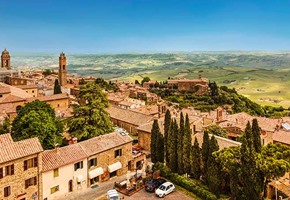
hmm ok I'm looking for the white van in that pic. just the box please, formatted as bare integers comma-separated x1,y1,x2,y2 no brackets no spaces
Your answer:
107,189,120,200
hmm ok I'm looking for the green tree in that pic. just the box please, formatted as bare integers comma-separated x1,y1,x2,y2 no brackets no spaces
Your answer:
164,109,171,164
207,136,221,196
177,112,184,174
183,114,192,175
205,124,227,138
252,118,262,153
156,130,164,163
0,117,11,134
168,119,178,173
191,137,202,179
12,100,62,150
141,76,150,86
68,82,113,141
151,119,159,163
240,122,261,200
202,131,210,178
54,79,62,94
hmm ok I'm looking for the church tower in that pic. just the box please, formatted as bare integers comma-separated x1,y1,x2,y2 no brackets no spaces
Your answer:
1,48,11,69
59,52,67,86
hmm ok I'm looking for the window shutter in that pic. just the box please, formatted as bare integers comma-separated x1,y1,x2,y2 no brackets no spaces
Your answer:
74,164,77,171
120,149,122,156
34,177,37,185
24,160,28,170
11,165,14,175
81,161,83,169
34,157,38,167
5,166,9,175
0,168,3,178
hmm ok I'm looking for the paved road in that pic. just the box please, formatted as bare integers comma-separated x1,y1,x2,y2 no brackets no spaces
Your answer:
123,188,194,200
53,175,126,200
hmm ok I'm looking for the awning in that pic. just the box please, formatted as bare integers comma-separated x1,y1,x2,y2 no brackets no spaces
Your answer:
89,167,104,179
108,161,122,173
77,174,84,182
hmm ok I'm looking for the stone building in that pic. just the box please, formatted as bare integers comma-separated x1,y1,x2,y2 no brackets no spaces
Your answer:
106,106,154,135
1,49,11,69
78,132,133,186
167,78,209,95
58,52,67,86
0,133,43,200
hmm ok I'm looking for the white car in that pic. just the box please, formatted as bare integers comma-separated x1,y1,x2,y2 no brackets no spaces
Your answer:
155,182,175,198
107,189,120,200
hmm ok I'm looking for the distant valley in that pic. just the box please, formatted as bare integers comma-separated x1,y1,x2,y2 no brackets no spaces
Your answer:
11,51,290,107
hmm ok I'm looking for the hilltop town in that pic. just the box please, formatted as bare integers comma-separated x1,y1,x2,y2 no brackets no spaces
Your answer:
1,49,290,200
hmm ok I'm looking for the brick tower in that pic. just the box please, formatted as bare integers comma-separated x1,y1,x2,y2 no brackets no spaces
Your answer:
1,48,11,69
59,52,67,86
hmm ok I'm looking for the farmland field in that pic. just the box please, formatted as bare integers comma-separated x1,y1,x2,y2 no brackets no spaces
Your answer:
11,51,290,107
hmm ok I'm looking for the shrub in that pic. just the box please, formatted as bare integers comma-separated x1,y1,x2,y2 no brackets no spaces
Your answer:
153,163,217,200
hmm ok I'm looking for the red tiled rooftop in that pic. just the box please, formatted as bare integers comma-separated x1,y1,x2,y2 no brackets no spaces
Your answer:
0,134,43,164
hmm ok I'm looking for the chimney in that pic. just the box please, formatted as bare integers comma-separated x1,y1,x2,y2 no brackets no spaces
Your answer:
72,137,78,144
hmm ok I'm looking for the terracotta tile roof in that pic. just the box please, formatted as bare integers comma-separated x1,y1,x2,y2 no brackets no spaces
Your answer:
26,93,69,103
0,82,33,99
42,143,87,172
0,103,16,114
106,106,154,126
15,84,38,89
131,105,159,116
0,87,11,94
0,134,43,164
0,94,26,104
273,130,290,145
79,132,132,156
137,119,164,135
193,132,241,150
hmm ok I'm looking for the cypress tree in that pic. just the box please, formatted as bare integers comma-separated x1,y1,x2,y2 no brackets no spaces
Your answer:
202,131,210,178
150,119,159,163
240,121,262,200
156,129,164,163
164,110,171,164
191,137,201,179
183,114,192,175
54,79,62,94
252,118,262,153
177,112,185,174
207,136,221,196
168,119,178,173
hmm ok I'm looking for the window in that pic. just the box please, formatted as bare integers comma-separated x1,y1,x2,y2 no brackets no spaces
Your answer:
74,161,83,171
25,177,37,189
57,104,60,107
24,157,38,170
88,158,97,168
53,168,59,177
50,185,59,194
114,149,122,158
0,94,2,97
5,164,14,176
4,186,11,197
0,168,3,179
32,90,34,93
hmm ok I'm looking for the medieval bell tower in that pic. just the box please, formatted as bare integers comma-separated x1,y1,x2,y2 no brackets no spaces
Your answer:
1,48,11,69
59,52,67,86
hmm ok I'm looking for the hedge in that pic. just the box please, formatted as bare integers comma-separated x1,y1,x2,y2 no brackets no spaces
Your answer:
153,162,218,200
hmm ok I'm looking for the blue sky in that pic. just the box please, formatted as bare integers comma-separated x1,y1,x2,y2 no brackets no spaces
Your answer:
0,0,290,53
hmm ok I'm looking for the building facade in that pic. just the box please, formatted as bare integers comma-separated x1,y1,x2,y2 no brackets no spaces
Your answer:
58,52,67,86
0,134,43,200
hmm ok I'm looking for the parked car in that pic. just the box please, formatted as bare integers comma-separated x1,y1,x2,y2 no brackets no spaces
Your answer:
155,182,175,198
145,178,166,192
107,189,120,200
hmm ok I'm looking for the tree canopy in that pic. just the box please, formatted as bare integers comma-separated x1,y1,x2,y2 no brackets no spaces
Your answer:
68,81,113,141
12,100,63,149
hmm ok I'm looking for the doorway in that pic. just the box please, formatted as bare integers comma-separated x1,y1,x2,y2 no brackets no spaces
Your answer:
68,180,73,192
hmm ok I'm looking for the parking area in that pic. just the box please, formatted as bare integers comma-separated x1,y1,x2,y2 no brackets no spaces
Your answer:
122,188,194,200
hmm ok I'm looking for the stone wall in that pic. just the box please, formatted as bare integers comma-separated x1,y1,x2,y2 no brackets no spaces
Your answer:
0,153,42,200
